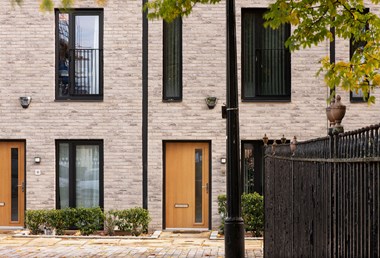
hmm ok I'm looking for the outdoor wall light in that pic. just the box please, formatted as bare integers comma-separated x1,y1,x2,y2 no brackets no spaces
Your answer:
34,157,41,164
20,97,31,109
220,157,226,164
221,104,227,119
205,97,217,109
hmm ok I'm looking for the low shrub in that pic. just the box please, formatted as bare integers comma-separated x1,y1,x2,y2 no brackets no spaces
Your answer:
217,194,227,233
113,207,151,236
217,192,264,237
104,210,117,236
25,210,47,235
25,207,151,236
74,207,104,236
45,208,75,235
242,192,264,237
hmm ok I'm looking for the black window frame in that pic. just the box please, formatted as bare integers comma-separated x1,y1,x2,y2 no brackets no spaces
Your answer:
241,8,291,102
349,8,369,103
163,18,183,101
55,8,104,101
55,140,104,209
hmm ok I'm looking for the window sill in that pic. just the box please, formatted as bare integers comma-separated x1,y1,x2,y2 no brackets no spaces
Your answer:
55,96,103,102
241,98,291,103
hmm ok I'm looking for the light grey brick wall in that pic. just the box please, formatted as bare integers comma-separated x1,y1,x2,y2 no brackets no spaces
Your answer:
1,0,380,231
0,0,143,211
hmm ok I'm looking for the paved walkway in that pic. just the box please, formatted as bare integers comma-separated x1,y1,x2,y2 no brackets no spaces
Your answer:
0,231,263,257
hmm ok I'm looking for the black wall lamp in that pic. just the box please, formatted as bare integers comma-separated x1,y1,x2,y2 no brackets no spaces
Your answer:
20,97,31,109
205,96,217,109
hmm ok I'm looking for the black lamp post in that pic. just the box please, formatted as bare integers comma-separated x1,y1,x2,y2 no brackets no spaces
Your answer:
224,0,245,256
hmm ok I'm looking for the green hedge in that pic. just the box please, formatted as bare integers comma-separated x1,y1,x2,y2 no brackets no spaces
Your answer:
218,192,264,237
25,207,151,236
111,207,151,236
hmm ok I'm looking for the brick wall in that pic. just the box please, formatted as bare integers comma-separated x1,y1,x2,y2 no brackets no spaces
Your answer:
1,0,379,231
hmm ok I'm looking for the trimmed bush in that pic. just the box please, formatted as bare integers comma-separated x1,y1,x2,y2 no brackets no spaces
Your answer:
242,192,264,237
104,210,117,236
74,207,104,236
217,194,227,233
217,192,264,237
113,207,151,236
25,207,151,236
25,210,47,235
45,208,75,235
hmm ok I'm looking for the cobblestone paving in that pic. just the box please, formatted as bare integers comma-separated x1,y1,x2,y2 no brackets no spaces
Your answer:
0,232,263,257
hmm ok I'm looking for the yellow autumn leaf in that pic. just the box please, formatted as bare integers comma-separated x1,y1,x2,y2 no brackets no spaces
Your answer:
372,74,380,86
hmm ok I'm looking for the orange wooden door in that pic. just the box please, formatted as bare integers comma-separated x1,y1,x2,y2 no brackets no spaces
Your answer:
165,142,209,229
0,142,25,227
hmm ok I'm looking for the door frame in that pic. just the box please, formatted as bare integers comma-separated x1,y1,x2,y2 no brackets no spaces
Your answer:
0,140,26,228
162,140,212,230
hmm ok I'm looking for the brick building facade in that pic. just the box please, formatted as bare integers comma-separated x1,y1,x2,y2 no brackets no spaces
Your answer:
0,0,379,230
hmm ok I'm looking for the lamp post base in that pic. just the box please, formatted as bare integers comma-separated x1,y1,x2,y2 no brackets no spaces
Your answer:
224,217,245,258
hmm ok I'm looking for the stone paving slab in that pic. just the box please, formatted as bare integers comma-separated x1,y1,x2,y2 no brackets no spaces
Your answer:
0,233,263,257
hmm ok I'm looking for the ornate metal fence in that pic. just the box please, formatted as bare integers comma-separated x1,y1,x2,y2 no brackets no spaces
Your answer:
264,124,380,257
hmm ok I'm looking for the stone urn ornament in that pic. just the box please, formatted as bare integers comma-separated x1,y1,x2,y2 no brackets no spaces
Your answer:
330,95,346,134
325,98,335,135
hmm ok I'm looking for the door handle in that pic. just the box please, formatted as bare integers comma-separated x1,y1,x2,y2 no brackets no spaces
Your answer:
17,182,25,192
202,183,209,193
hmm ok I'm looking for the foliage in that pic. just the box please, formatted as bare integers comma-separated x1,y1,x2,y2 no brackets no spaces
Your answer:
14,0,380,102
241,192,264,237
112,207,151,236
74,207,105,236
144,0,220,22
104,210,117,236
11,0,108,12
217,194,227,233
44,208,76,235
25,210,47,235
264,0,380,103
217,193,264,237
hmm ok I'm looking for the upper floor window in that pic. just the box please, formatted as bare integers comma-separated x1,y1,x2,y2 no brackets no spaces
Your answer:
242,8,291,101
56,9,103,100
350,8,369,103
163,18,182,101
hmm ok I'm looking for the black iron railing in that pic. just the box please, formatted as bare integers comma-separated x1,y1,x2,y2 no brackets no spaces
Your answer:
58,49,101,97
265,124,380,257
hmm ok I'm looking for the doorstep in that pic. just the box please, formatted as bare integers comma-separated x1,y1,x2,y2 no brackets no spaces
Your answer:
12,230,162,240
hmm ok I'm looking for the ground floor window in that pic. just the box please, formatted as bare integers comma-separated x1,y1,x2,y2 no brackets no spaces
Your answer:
241,141,264,195
56,140,103,209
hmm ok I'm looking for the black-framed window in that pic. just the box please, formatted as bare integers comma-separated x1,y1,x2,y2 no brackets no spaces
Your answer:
241,141,264,195
163,18,182,101
350,8,369,103
56,140,104,209
242,8,291,101
56,9,103,100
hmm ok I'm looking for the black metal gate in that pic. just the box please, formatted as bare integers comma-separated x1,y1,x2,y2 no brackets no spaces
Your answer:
264,125,380,257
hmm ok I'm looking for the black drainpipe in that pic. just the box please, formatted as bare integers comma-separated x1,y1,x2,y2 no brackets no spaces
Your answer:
330,26,335,96
142,0,148,210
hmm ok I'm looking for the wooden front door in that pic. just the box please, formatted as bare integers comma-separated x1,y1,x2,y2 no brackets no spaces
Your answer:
165,142,209,229
0,142,25,227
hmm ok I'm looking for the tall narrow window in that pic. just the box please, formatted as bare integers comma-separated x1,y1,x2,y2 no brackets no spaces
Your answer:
195,149,203,223
163,18,182,101
350,8,369,102
242,8,291,101
56,140,103,209
11,148,19,221
56,9,103,100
